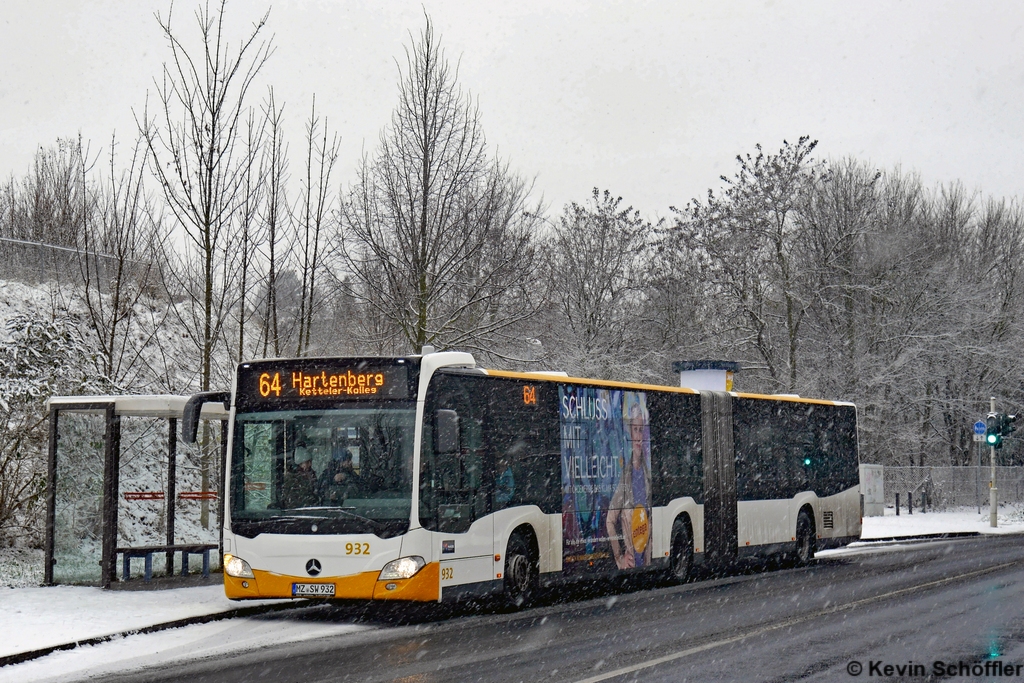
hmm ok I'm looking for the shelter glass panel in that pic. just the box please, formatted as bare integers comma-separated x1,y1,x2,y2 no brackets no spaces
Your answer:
117,416,171,571
53,411,106,584
174,420,222,559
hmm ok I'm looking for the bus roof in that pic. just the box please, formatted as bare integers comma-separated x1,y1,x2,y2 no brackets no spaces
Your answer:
481,369,853,407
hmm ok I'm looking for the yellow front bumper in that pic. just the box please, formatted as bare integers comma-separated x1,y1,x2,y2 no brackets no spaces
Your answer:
225,561,440,602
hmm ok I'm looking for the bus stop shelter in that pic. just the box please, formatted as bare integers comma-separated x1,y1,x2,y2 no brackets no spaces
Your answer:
44,395,229,588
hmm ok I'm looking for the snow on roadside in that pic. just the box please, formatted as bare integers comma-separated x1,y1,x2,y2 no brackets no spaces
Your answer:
0,584,281,660
0,614,368,683
860,503,1024,539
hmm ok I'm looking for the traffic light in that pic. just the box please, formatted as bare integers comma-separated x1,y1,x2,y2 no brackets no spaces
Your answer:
986,413,1016,449
986,413,1002,448
1001,413,1017,438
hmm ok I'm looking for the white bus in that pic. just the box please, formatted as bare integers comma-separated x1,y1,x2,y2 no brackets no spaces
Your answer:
187,351,860,605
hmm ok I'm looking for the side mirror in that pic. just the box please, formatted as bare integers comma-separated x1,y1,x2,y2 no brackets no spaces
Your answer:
182,391,231,443
435,409,460,454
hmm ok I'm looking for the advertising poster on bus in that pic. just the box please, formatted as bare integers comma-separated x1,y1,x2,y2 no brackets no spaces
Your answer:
560,385,651,575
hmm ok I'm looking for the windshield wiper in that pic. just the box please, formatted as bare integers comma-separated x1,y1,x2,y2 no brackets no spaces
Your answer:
329,507,383,531
273,508,383,531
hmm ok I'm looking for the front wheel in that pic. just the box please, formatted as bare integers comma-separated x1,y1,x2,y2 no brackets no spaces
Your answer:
504,535,538,608
795,509,816,565
668,518,693,583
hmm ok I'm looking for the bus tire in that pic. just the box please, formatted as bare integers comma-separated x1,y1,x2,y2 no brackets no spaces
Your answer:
795,508,816,565
668,517,693,583
504,533,538,608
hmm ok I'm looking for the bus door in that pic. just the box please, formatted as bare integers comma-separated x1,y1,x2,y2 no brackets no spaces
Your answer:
429,406,493,594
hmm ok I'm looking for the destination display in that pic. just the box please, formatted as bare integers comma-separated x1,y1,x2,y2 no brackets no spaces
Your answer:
239,362,411,402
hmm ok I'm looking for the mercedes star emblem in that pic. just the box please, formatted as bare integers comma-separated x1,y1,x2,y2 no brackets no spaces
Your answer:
305,559,322,576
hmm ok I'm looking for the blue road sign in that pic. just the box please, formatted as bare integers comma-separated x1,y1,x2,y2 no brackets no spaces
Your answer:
974,420,987,435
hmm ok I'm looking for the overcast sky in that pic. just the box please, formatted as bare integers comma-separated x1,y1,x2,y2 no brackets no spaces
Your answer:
2,0,1023,218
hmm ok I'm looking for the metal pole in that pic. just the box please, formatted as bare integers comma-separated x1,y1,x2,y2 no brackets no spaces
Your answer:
977,438,981,515
44,408,59,586
991,397,998,528
166,418,177,577
101,404,119,589
219,419,228,566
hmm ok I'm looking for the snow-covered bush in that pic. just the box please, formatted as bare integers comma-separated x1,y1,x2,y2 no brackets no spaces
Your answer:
0,314,92,546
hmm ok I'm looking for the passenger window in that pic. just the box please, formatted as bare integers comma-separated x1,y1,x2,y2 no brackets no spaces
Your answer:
420,372,560,530
650,392,703,506
487,381,558,513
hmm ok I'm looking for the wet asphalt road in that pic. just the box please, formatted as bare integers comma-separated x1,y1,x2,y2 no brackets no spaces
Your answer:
95,534,1024,683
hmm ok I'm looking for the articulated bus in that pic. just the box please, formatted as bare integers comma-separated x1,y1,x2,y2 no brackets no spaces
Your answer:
189,351,860,605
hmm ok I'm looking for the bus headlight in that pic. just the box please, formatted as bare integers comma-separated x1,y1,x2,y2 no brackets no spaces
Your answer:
378,556,425,580
224,553,254,578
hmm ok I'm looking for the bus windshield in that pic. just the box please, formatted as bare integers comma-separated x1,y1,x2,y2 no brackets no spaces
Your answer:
230,405,416,538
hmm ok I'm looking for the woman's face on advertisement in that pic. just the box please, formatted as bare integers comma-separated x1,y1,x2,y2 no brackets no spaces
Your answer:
630,417,645,458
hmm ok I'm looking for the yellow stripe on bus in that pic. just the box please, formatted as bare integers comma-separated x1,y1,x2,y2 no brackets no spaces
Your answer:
483,369,699,395
482,369,847,406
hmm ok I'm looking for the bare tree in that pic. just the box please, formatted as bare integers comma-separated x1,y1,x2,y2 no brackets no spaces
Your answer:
640,229,713,383
76,134,160,389
138,0,273,391
234,108,267,362
0,138,92,254
294,95,340,356
340,15,539,355
798,157,882,399
138,0,273,527
540,189,653,379
673,137,820,393
259,89,288,358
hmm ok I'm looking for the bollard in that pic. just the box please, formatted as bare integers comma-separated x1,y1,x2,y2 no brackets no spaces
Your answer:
896,493,900,516
908,491,913,515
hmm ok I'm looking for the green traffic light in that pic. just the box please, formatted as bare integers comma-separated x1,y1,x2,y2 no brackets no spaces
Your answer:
803,457,811,466
987,433,999,445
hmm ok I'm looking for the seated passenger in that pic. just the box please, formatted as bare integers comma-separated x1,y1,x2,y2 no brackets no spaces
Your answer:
321,449,362,504
280,446,319,508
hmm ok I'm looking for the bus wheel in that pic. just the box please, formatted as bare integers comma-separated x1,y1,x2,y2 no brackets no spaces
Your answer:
795,509,816,565
669,518,693,583
504,534,538,608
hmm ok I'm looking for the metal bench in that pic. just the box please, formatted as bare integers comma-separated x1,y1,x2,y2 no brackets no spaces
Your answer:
116,544,218,582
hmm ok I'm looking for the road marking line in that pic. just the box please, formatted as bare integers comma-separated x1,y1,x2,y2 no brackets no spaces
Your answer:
573,560,1019,683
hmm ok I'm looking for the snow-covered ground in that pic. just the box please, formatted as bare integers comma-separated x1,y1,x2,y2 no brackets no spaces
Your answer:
0,584,282,662
860,503,1024,538
1,600,366,683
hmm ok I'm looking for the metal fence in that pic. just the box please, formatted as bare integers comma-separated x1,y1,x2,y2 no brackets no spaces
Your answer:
0,236,155,291
883,466,1024,511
